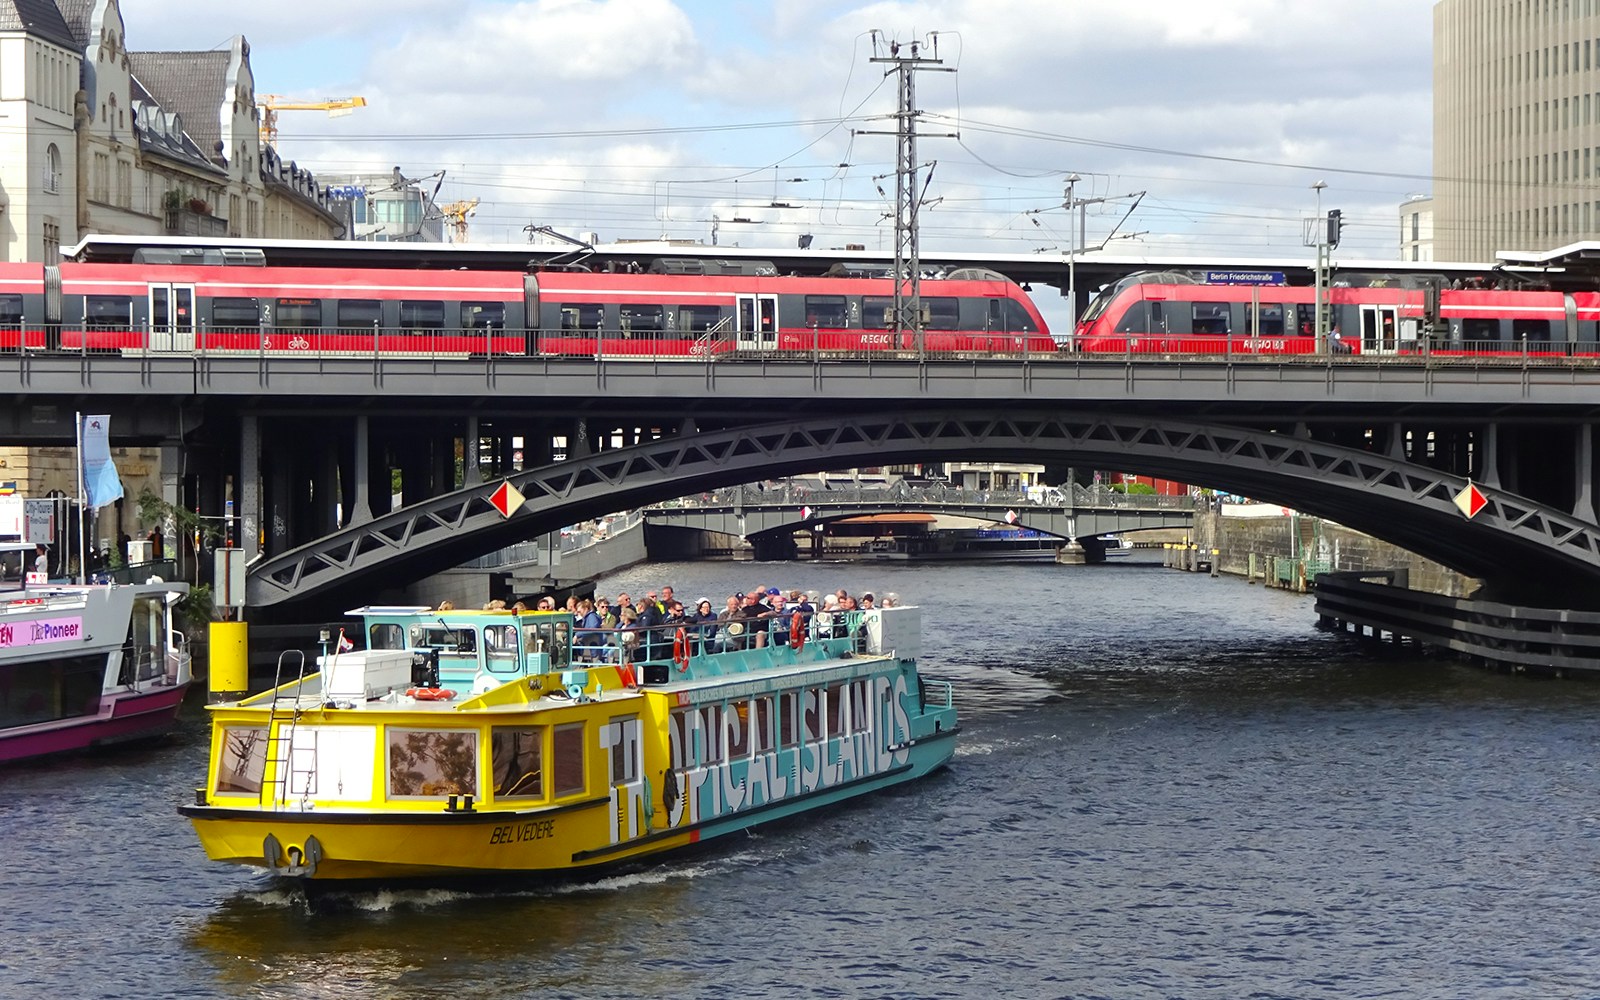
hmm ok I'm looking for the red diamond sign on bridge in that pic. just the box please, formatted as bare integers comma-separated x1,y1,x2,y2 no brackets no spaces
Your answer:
489,480,525,519
1004,509,1018,524
1453,482,1487,519
800,505,812,520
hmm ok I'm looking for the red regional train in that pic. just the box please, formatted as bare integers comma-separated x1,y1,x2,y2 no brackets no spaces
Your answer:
0,250,1053,357
1073,271,1600,356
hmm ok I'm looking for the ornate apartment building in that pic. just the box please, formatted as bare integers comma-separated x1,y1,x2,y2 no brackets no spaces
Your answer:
1435,0,1600,260
0,0,341,265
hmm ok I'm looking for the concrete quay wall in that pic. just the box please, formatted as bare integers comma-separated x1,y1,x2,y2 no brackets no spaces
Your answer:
1192,509,1476,599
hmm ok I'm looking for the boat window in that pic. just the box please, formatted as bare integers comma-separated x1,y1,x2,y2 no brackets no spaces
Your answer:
754,696,775,753
0,654,100,728
338,299,383,330
606,716,638,783
462,301,505,330
84,295,132,331
559,303,603,331
552,722,585,796
211,297,259,331
274,298,321,329
850,681,870,734
409,623,476,653
387,728,479,799
368,623,404,649
490,727,543,798
214,726,267,795
777,692,797,748
124,595,166,683
802,687,823,742
1245,303,1285,336
825,682,846,738
699,704,722,764
0,293,22,329
726,700,751,758
484,624,518,672
804,295,849,327
619,303,666,335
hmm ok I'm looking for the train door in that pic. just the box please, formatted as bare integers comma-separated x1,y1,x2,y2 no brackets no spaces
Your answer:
736,294,778,351
148,283,196,351
1359,303,1401,355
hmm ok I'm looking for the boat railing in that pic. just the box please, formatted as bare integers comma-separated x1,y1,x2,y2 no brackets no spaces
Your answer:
921,678,955,711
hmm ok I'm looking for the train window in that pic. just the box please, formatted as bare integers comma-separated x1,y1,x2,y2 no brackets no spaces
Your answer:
1114,302,1147,333
85,295,132,330
987,298,1039,333
399,300,445,330
803,295,848,327
1192,302,1231,334
675,305,722,333
462,301,505,330
1245,303,1284,336
924,297,959,330
1462,317,1500,344
337,299,383,330
620,304,665,334
210,297,259,330
862,296,893,329
275,298,321,328
0,294,22,328
559,304,603,331
1512,318,1551,343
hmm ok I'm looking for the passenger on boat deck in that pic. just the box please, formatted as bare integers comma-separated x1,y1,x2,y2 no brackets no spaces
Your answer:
536,595,555,610
511,600,528,611
860,593,875,609
661,586,675,611
615,605,640,655
565,596,578,613
596,598,617,630
616,592,633,614
715,596,742,652
790,590,815,623
835,589,849,603
635,596,665,660
691,599,717,654
841,595,859,612
576,599,604,660
33,544,46,577
736,591,770,647
438,599,455,611
644,590,660,613
882,592,900,607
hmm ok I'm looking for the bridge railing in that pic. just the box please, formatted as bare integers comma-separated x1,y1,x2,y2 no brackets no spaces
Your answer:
650,482,1196,511
463,510,644,570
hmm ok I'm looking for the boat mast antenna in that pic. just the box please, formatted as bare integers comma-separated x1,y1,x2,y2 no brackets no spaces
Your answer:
859,31,956,356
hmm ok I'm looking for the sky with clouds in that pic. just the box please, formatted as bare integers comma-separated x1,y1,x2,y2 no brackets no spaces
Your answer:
115,0,1437,261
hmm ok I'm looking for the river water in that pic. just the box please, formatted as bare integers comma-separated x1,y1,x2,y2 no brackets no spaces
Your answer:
5,559,1600,999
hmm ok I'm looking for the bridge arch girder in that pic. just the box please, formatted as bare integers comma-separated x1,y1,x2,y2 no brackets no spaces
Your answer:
247,411,1600,612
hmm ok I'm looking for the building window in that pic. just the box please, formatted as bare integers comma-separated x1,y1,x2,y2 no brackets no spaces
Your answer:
42,218,59,261
43,144,60,193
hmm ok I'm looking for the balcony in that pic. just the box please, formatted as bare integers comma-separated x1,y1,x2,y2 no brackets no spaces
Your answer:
164,206,228,236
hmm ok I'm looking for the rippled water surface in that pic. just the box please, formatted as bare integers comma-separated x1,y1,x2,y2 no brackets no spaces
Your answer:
5,559,1600,999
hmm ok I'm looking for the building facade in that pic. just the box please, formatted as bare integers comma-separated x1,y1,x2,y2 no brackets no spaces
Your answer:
0,0,341,265
1399,194,1435,261
1434,0,1600,261
322,169,448,243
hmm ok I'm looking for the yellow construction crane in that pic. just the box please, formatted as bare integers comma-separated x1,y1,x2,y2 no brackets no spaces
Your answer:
440,198,479,243
256,95,367,147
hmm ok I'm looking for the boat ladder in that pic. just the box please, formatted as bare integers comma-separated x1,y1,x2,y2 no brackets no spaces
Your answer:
261,649,316,809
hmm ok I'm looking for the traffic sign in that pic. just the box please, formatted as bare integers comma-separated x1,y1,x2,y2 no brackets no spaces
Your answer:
1453,482,1487,519
489,480,525,519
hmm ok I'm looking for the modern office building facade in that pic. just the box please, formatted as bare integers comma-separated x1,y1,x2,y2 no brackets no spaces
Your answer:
1435,0,1600,261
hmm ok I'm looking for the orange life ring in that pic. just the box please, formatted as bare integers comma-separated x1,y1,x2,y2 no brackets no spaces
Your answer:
617,662,638,689
790,611,804,648
406,686,455,701
674,626,690,672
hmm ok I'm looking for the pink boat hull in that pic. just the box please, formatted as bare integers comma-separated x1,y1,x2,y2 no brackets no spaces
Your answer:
0,681,190,763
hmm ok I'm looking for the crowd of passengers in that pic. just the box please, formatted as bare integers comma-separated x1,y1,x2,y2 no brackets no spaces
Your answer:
509,584,899,662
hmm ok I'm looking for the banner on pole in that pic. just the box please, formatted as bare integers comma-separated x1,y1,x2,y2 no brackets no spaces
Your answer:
81,414,124,510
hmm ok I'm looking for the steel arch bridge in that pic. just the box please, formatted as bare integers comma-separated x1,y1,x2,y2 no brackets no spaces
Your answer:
246,410,1600,613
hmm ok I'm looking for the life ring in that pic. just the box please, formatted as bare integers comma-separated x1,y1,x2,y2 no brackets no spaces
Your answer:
406,686,455,701
790,611,804,648
674,626,690,672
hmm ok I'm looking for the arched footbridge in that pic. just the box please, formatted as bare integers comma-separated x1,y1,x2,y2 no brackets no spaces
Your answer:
246,410,1600,615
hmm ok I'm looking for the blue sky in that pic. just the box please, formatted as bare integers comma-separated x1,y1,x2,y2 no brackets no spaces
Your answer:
116,0,1438,260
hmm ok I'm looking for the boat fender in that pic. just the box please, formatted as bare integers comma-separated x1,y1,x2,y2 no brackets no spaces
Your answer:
673,627,690,672
790,611,804,649
406,686,456,701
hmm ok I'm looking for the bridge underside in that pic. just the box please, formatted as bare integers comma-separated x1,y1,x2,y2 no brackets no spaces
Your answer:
244,411,1600,618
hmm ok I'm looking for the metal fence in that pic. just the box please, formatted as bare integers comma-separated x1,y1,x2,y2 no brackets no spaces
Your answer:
655,481,1197,511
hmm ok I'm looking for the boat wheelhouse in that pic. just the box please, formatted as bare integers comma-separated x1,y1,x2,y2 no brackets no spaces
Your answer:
0,581,192,763
180,602,956,885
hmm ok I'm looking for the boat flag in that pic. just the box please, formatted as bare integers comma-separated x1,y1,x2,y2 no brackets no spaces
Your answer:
337,628,354,653
0,482,14,495
80,414,124,510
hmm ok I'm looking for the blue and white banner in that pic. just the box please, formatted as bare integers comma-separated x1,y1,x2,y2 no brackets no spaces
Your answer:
81,414,124,510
